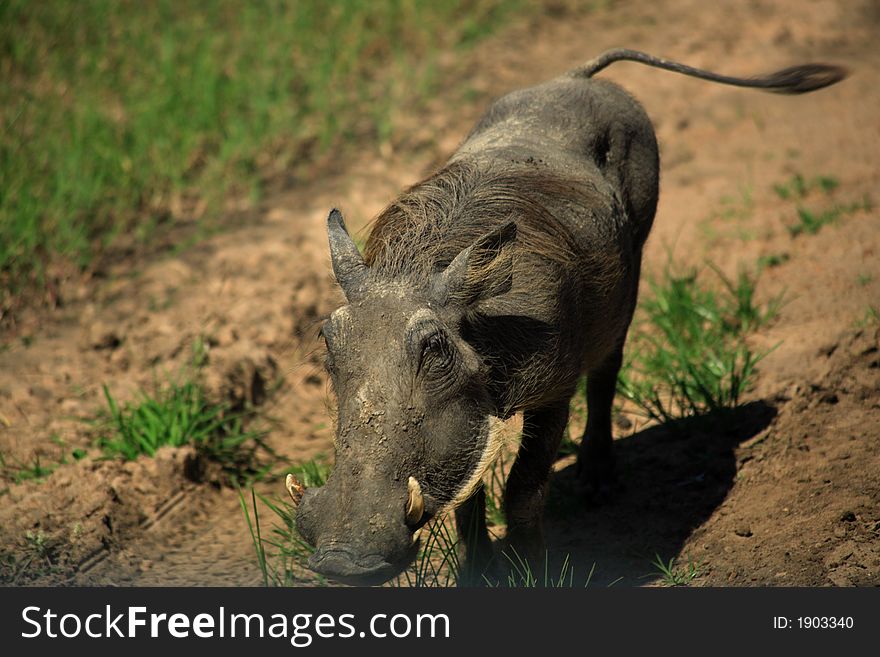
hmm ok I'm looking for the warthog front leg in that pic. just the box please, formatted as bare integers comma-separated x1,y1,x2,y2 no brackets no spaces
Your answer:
454,486,494,586
502,400,570,576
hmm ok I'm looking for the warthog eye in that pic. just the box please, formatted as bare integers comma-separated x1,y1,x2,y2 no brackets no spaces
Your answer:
419,332,454,376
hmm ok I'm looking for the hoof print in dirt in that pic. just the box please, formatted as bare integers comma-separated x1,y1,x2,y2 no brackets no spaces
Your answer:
85,320,123,351
203,341,278,409
177,446,226,486
181,447,207,483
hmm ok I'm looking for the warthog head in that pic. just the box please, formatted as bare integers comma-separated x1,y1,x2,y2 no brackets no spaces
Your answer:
289,208,516,585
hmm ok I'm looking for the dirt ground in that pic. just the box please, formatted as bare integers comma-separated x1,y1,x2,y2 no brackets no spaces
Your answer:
1,0,878,586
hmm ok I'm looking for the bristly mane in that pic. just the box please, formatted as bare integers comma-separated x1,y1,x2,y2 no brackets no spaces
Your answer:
363,159,626,415
363,160,620,289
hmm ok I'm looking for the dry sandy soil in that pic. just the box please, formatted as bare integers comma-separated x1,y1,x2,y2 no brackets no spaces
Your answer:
1,0,878,586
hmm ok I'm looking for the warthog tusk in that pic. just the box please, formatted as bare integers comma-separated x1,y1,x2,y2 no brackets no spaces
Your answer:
285,473,305,507
406,476,424,525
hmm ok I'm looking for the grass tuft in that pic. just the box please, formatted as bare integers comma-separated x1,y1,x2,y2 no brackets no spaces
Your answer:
239,460,329,587
756,253,790,270
854,305,880,329
395,519,461,588
773,173,838,200
0,451,55,485
96,377,275,484
616,262,780,423
651,553,702,586
787,197,872,237
772,173,870,237
0,436,89,493
0,529,59,584
489,549,592,588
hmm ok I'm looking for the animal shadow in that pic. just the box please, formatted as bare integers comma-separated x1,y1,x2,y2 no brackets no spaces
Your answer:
543,400,777,586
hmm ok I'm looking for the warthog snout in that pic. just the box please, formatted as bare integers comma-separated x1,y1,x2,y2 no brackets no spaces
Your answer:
289,472,426,585
307,545,405,585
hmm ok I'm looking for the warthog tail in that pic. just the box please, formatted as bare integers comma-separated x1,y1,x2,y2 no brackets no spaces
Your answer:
571,47,847,94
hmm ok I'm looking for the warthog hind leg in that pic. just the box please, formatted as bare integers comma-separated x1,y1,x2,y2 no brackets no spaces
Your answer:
576,345,623,501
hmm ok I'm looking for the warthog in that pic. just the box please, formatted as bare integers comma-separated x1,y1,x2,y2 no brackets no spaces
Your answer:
287,48,845,585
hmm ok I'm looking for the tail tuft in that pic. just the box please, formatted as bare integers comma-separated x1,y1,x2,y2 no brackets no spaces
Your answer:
762,63,849,94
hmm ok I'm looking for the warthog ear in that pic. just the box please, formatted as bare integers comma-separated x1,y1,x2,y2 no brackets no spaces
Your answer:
327,208,368,300
433,221,517,306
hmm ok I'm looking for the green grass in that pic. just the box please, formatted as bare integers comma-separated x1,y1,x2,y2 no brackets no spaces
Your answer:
240,488,317,588
96,376,275,484
0,451,55,485
396,519,461,588
771,173,871,237
772,173,839,200
787,197,872,237
0,529,58,584
2,341,267,491
0,436,88,494
651,553,702,586
240,459,330,587
756,253,790,270
492,549,594,588
616,263,780,423
854,305,879,329
1,0,523,308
